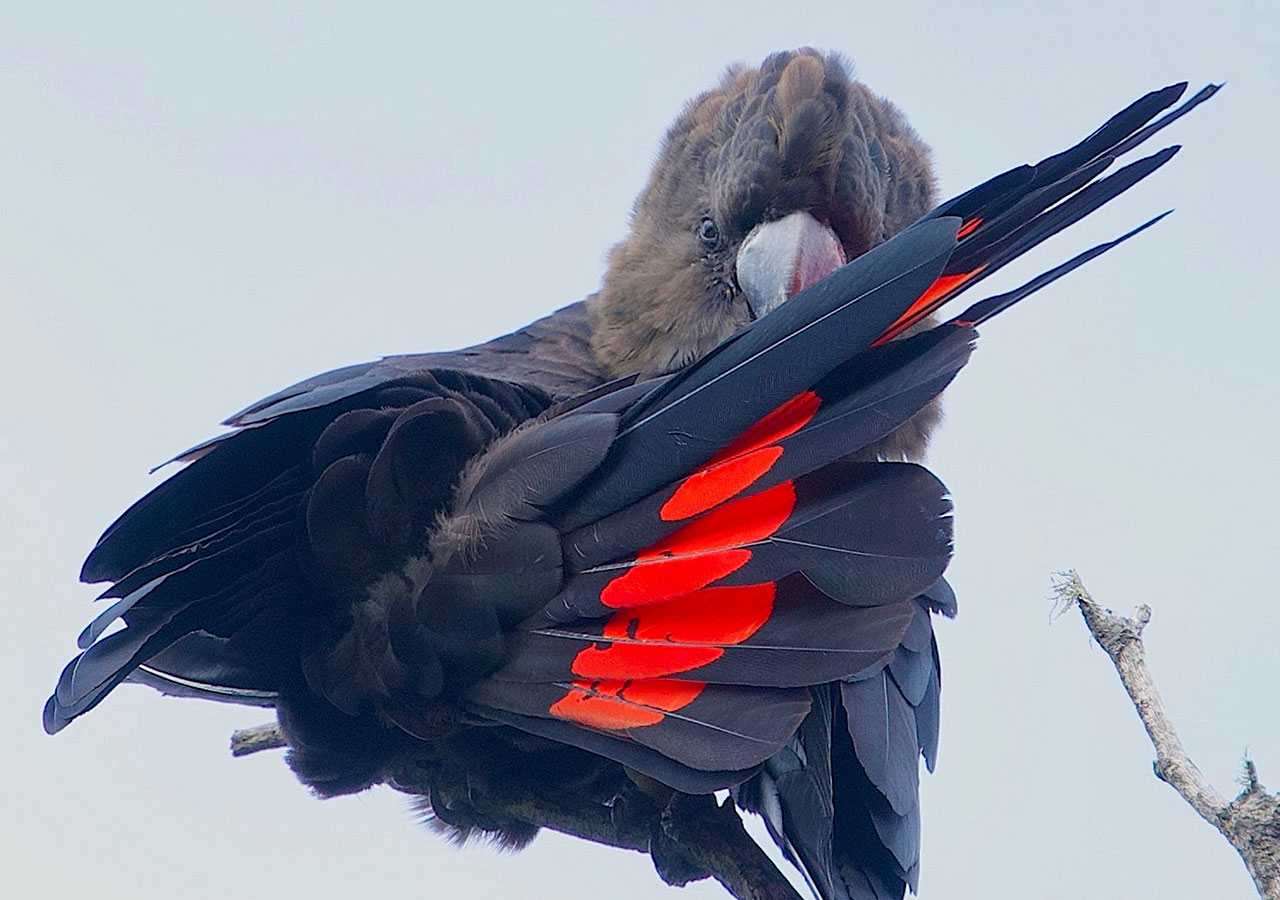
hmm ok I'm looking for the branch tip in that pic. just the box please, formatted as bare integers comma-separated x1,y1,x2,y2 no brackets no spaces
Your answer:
1062,570,1280,899
230,722,286,757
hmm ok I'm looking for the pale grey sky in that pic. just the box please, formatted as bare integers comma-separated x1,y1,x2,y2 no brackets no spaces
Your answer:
3,2,1277,899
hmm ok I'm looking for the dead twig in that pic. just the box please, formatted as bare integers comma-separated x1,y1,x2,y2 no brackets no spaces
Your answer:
229,722,286,757
1054,569,1280,898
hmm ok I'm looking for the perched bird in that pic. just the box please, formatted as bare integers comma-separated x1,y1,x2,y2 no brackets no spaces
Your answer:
45,49,1213,900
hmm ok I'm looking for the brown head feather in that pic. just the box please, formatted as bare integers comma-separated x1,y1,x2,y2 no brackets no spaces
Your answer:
587,49,939,457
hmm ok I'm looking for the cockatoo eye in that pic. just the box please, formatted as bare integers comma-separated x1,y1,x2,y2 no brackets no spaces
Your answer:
697,216,720,249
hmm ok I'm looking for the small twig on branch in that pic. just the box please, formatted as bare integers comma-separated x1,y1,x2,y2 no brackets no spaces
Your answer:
230,722,286,757
1053,569,1280,898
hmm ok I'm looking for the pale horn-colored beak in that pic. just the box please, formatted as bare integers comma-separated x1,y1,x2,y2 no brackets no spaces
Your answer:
736,211,847,320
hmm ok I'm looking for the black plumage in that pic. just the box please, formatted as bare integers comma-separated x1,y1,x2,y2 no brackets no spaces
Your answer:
45,49,1214,900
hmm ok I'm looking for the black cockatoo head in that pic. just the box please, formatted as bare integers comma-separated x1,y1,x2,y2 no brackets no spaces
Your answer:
589,49,936,386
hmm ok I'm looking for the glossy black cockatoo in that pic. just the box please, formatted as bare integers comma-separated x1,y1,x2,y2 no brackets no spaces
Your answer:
46,50,1213,900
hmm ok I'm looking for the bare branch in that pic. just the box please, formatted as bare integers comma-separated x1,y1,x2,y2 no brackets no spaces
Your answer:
230,722,286,757
1054,570,1280,898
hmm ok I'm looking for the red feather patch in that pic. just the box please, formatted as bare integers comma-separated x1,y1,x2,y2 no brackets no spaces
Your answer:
601,481,796,608
599,550,751,609
571,583,776,680
873,266,987,346
549,677,706,729
660,392,819,521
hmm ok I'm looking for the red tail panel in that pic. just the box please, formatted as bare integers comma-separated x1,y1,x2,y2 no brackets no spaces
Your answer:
601,481,796,607
660,391,820,521
660,446,783,521
873,267,987,346
571,583,776,680
600,551,751,609
549,677,706,729
571,643,725,680
648,481,796,557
